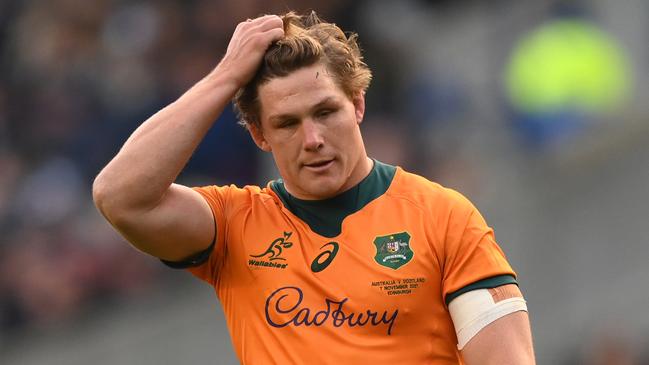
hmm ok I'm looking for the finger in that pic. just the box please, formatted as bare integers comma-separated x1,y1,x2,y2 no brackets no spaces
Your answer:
234,20,248,32
245,17,282,41
254,15,283,33
236,14,279,35
237,14,269,27
250,14,278,23
240,14,275,29
260,27,285,45
242,15,280,31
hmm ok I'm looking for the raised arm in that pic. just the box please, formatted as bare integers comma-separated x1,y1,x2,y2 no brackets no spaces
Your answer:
92,15,284,262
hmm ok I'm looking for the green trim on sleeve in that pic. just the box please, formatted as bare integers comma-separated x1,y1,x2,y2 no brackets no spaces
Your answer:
160,239,215,269
160,202,217,269
445,274,518,305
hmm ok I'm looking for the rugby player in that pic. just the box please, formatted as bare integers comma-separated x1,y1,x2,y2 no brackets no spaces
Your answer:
93,11,535,364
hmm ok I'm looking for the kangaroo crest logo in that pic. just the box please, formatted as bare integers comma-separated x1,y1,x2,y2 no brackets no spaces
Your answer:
251,232,293,261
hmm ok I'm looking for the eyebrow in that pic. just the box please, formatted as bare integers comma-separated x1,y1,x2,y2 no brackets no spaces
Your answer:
267,96,340,123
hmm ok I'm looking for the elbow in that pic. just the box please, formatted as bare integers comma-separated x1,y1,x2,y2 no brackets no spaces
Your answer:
92,172,130,225
92,172,113,219
92,172,158,227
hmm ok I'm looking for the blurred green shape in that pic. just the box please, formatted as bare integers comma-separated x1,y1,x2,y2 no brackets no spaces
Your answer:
506,19,631,114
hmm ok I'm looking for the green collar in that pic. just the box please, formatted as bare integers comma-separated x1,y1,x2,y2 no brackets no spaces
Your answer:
270,159,396,238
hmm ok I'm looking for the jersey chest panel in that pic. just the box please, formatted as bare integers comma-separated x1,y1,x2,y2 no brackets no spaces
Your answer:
223,195,454,340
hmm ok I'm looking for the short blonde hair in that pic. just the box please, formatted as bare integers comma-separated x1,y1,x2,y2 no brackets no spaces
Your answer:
234,11,372,127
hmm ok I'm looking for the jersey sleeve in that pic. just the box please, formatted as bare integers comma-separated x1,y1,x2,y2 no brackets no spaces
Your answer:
440,188,517,305
161,184,253,286
180,185,232,286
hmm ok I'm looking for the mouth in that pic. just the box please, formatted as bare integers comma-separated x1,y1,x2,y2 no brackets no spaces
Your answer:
303,158,334,172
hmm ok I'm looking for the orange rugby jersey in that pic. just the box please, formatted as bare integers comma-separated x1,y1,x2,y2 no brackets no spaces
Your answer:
177,160,517,364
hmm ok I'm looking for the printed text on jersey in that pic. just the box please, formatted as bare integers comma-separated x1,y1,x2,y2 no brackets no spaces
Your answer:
265,286,399,335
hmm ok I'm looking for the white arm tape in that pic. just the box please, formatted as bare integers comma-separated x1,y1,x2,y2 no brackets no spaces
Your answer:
448,288,527,349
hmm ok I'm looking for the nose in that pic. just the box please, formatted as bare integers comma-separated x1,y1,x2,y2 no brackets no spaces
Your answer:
301,119,324,151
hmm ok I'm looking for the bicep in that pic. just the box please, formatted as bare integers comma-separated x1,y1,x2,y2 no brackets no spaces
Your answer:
461,311,535,365
111,183,216,261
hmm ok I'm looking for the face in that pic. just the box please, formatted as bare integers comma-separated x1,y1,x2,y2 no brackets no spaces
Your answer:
249,63,370,200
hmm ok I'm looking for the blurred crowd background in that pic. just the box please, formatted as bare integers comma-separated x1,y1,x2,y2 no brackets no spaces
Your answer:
1,0,648,364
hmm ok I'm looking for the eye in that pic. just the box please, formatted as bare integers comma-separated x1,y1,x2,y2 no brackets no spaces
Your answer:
278,118,298,129
316,108,335,118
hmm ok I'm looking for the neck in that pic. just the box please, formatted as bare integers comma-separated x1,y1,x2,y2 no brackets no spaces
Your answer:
270,159,397,237
339,155,374,193
284,155,374,200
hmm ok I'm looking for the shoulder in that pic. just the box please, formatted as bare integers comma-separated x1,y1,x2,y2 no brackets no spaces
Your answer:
193,183,265,196
388,167,474,213
192,183,279,213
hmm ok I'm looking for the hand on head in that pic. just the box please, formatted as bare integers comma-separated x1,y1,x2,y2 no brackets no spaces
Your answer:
216,15,285,89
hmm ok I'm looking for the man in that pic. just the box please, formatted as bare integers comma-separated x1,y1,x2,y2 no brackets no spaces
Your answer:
93,11,535,364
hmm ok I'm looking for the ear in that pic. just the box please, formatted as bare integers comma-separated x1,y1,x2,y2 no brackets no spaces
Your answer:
352,92,366,125
247,123,272,152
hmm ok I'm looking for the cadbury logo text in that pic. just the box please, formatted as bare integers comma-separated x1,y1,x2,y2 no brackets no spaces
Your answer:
265,286,398,335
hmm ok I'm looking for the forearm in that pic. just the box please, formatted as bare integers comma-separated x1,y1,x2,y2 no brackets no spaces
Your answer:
93,68,238,216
